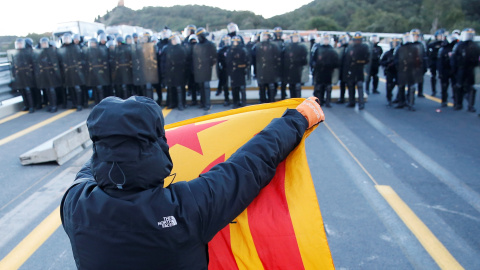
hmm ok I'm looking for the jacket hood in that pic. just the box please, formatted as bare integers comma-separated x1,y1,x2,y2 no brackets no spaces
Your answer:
87,96,173,196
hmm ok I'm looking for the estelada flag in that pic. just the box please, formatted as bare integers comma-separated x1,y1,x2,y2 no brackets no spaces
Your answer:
164,99,334,270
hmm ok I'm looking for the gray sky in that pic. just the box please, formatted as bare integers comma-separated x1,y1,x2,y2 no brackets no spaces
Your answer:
1,0,313,36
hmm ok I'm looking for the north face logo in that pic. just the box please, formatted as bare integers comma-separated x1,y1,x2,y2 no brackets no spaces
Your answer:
158,216,177,228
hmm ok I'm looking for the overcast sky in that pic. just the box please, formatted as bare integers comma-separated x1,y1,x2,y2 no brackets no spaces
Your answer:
1,0,313,36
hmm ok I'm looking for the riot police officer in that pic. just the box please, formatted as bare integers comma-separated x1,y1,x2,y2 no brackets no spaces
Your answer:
58,33,86,110
85,38,111,106
345,32,370,110
427,29,445,96
253,31,282,103
183,25,197,44
110,36,133,99
411,29,427,97
394,32,422,111
33,37,62,112
283,32,308,99
227,23,244,44
216,35,232,106
272,27,287,99
437,30,460,107
162,34,187,110
451,28,480,112
311,33,339,107
365,34,383,94
192,27,217,111
8,38,36,113
227,35,250,108
380,38,400,106
185,35,199,105
337,34,350,104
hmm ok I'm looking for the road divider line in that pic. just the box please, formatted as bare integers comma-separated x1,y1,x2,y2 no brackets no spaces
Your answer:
423,93,454,107
0,111,28,125
0,207,61,270
324,122,379,186
0,109,76,147
324,119,463,269
376,185,464,270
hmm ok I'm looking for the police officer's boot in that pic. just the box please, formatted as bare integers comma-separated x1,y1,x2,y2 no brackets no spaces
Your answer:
373,75,380,94
74,86,83,111
454,84,463,110
281,82,287,100
203,82,211,111
440,82,448,107
407,85,416,111
121,84,129,99
223,85,230,106
318,84,326,106
240,85,247,107
48,87,58,113
325,85,332,108
417,81,425,97
394,85,406,109
365,77,371,94
268,83,276,103
145,83,154,99
19,89,28,111
294,83,302,99
24,88,35,113
357,81,365,110
346,83,356,107
177,87,184,111
259,85,266,103
467,87,476,112
431,77,437,96
337,81,346,104
96,86,105,105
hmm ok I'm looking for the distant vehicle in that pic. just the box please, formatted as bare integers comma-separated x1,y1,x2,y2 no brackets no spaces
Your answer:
106,25,148,37
52,21,106,44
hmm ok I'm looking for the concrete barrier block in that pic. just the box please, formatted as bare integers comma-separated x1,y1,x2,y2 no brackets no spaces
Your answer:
19,122,91,165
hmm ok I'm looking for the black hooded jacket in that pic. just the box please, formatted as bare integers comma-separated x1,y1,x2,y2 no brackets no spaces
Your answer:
61,96,308,269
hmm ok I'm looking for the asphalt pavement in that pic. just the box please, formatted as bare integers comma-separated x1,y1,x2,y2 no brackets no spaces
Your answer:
0,75,479,269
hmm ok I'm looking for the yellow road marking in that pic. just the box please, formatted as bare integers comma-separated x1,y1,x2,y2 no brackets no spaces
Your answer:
376,185,464,270
162,108,172,118
0,109,75,147
0,207,62,270
325,121,463,269
0,111,29,125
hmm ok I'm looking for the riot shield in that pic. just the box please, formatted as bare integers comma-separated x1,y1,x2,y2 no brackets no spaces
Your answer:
192,41,217,83
7,49,35,89
331,47,344,85
84,46,110,86
164,45,187,87
58,45,86,87
411,43,425,84
283,42,308,84
364,42,374,78
132,42,159,86
32,47,62,89
111,44,133,85
255,41,281,84
396,44,422,86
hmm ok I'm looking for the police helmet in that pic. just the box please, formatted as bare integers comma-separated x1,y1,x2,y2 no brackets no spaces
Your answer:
220,35,232,47
88,38,98,48
188,34,199,44
39,37,50,48
434,29,445,41
273,27,283,39
260,31,270,42
98,33,107,43
410,29,421,41
390,37,401,48
25,38,33,48
227,23,239,34
353,31,363,40
370,34,379,43
291,31,301,43
132,33,138,39
97,29,105,37
232,35,242,46
163,28,172,39
168,33,181,45
106,40,116,49
339,34,349,45
196,27,207,38
73,34,81,43
125,35,133,44
184,25,197,37
461,28,475,42
14,38,25,49
116,36,124,44
62,33,73,45
403,32,413,44
322,33,331,45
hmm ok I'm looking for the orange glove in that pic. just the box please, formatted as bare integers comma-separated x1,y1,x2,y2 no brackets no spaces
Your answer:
296,97,325,129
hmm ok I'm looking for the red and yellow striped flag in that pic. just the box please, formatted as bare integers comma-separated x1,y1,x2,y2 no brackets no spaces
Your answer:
164,99,334,269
